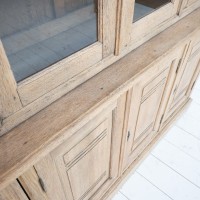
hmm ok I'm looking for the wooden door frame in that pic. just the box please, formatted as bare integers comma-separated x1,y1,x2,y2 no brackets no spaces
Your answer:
116,0,180,54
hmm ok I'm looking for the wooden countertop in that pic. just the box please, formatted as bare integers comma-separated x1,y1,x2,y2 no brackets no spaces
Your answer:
0,8,200,190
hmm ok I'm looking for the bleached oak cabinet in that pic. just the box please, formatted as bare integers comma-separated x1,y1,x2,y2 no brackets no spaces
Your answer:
0,181,29,200
0,1,200,200
17,101,125,200
121,37,200,171
121,45,184,170
159,31,200,127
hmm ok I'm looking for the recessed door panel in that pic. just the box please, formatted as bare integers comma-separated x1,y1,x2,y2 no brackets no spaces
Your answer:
163,53,200,125
123,65,170,170
133,73,166,142
51,112,115,200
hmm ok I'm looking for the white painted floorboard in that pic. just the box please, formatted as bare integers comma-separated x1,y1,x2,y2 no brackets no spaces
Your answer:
120,172,172,200
112,77,200,200
164,126,200,162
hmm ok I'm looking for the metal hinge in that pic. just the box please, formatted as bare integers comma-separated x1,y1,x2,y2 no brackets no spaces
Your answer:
38,177,46,193
160,114,164,125
127,131,131,141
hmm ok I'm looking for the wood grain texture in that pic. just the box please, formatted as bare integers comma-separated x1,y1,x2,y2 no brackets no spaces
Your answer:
9,0,117,106
117,0,181,53
0,8,200,191
2,7,200,136
161,40,200,126
122,60,171,170
49,107,120,200
116,0,135,54
102,0,117,57
48,104,122,200
18,167,48,200
19,154,66,200
0,180,28,200
0,41,22,121
102,98,192,200
53,115,113,200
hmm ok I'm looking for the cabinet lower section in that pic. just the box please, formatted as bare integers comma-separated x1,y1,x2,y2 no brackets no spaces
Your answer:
0,98,191,200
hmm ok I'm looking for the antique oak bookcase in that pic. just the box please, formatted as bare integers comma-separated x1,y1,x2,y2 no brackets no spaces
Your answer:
0,0,200,199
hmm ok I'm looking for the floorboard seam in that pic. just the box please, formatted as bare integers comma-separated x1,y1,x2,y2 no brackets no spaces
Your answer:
150,154,200,190
163,138,200,162
135,172,174,200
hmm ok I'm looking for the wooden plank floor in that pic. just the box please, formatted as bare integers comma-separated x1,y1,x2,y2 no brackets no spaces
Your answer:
113,77,200,200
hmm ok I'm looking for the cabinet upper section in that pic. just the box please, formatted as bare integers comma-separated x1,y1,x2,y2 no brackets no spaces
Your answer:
1,0,197,84
0,0,200,136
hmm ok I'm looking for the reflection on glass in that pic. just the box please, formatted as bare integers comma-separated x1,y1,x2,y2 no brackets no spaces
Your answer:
0,0,98,82
133,0,170,22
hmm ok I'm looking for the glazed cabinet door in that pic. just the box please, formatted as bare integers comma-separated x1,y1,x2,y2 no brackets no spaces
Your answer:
117,0,180,53
122,60,172,170
0,0,118,136
0,180,28,200
18,99,126,200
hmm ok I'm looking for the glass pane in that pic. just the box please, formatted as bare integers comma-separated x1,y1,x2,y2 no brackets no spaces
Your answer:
133,0,170,22
0,0,98,82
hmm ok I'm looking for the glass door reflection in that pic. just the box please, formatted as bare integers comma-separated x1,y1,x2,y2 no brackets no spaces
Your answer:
133,0,170,22
0,0,98,82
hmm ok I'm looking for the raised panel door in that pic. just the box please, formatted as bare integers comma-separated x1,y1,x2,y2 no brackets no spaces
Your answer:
161,44,200,126
122,63,171,170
